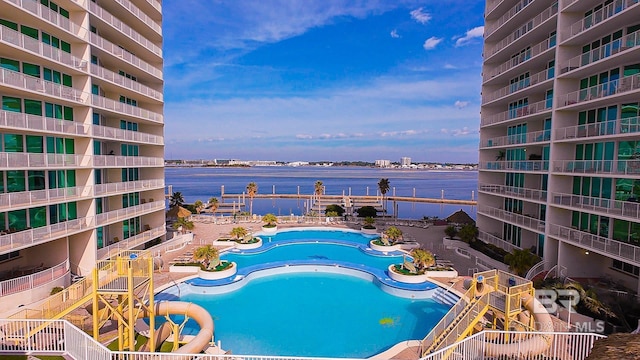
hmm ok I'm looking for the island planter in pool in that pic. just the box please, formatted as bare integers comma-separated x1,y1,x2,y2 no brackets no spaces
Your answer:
235,236,263,250
198,261,237,280
360,226,378,235
388,264,429,283
369,239,402,252
261,225,278,234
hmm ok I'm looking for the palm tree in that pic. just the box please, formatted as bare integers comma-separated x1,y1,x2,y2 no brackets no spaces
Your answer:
378,178,390,213
563,282,616,319
444,225,458,239
194,200,204,214
230,226,248,240
504,248,539,277
410,248,435,270
314,180,323,220
363,216,376,229
169,191,185,208
193,245,220,270
262,213,277,228
208,197,219,213
384,226,403,243
246,182,258,215
172,217,194,233
458,224,478,243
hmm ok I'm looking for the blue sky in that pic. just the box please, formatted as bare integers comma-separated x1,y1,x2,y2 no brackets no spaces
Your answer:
163,1,485,163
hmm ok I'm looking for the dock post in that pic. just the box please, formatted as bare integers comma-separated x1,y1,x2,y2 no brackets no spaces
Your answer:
297,185,300,197
366,186,369,196
221,185,225,198
472,191,475,201
348,187,351,196
441,189,444,200
272,185,275,194
413,188,416,197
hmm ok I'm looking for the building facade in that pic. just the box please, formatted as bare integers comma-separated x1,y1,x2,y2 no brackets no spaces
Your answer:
0,0,165,308
375,159,390,168
479,0,640,293
400,157,412,167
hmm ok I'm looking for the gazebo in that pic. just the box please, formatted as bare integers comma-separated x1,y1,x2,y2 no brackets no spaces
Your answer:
166,206,192,220
446,209,475,225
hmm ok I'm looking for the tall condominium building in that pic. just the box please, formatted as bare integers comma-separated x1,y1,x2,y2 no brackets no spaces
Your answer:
400,157,412,166
0,0,165,308
479,0,640,294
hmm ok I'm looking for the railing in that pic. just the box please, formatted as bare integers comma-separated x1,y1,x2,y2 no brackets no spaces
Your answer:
91,94,163,123
0,217,94,254
481,99,552,127
525,260,546,280
88,32,162,79
0,152,89,169
91,123,164,145
95,200,165,227
479,206,546,233
88,1,162,57
482,129,550,147
561,29,640,74
485,2,558,58
92,155,164,167
97,226,166,260
478,183,547,202
483,37,553,81
478,230,521,253
5,0,80,35
94,179,164,197
0,23,86,70
0,67,85,103
485,0,536,35
0,259,69,297
551,192,640,218
564,74,640,106
555,116,640,140
565,0,640,40
427,293,489,353
0,186,92,211
481,160,549,172
482,68,552,103
0,110,90,136
113,0,162,35
90,64,163,101
549,224,640,264
552,159,640,175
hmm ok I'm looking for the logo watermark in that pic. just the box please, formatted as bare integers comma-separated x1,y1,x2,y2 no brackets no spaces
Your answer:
534,289,606,333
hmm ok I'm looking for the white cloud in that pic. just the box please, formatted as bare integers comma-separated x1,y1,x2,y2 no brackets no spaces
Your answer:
455,26,484,47
423,37,442,50
452,127,473,136
440,129,449,134
454,100,469,109
390,29,400,38
443,63,457,69
296,134,313,139
410,7,432,24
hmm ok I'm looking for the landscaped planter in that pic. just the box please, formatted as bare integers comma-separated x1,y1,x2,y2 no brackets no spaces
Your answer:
169,265,200,273
360,227,378,235
388,265,429,283
370,240,402,252
235,237,262,250
198,262,237,280
261,225,278,234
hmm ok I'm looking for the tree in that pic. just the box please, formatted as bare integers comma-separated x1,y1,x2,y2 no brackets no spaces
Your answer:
357,206,377,218
496,150,506,161
384,226,403,243
363,216,376,229
325,204,345,216
410,248,435,270
172,217,194,233
314,180,323,219
458,224,478,243
230,226,248,240
246,182,258,215
169,191,185,208
444,225,458,239
208,197,219,213
262,213,278,227
194,200,204,214
378,178,390,212
193,245,220,270
504,248,539,277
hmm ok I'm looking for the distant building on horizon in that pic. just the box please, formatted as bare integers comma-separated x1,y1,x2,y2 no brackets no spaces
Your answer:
400,157,412,167
375,159,391,168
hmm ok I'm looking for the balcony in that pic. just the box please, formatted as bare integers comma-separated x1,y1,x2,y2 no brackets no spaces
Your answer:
482,68,552,103
482,129,550,148
0,110,90,137
112,0,162,35
478,183,547,203
549,224,640,265
0,217,94,254
0,67,85,103
481,160,548,172
95,200,165,227
88,1,162,58
0,24,86,70
563,74,640,107
563,0,640,41
560,30,640,75
90,64,162,101
485,3,558,60
0,259,69,297
478,206,545,233
478,231,521,253
5,0,80,35
91,95,163,123
553,159,640,176
92,155,163,168
485,0,537,36
0,153,88,170
97,225,165,260
94,179,164,197
0,186,93,212
483,37,554,82
551,192,640,219
555,116,640,141
91,124,164,145
481,99,552,127
88,32,162,79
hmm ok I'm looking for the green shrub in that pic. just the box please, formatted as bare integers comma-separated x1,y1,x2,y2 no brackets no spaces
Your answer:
50,286,63,295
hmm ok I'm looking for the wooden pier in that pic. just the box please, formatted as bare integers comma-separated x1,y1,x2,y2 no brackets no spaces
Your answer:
220,193,477,206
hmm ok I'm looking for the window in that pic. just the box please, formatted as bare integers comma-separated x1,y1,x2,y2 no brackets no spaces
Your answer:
22,63,40,77
28,171,45,191
4,134,23,152
119,96,138,107
0,19,18,31
2,96,21,112
29,206,46,228
0,58,19,72
20,25,38,40
612,259,639,277
26,135,43,153
24,99,42,116
6,171,26,192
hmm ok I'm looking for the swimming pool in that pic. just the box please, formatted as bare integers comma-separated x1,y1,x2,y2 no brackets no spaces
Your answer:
159,228,454,357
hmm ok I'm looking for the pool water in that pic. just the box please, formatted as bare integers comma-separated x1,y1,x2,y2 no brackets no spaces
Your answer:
261,228,378,245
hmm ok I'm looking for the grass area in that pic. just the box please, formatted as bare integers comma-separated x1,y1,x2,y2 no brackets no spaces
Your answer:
106,333,181,353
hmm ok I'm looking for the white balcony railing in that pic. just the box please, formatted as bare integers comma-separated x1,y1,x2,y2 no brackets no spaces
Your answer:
0,110,90,136
481,99,552,127
482,68,552,103
90,64,163,101
88,32,162,79
478,230,522,253
563,74,640,106
5,0,80,35
95,200,165,227
479,206,546,232
560,29,640,74
91,95,163,123
481,160,549,172
555,116,640,140
482,129,550,147
565,0,640,39
552,159,640,175
0,24,86,70
97,226,166,260
0,67,85,103
0,217,95,254
94,179,164,197
0,153,89,169
0,186,93,211
551,192,640,218
483,37,554,81
91,124,164,145
479,183,547,202
549,224,640,264
92,155,164,167
0,259,69,297
485,2,558,58
113,0,162,35
485,0,537,35
88,1,162,57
